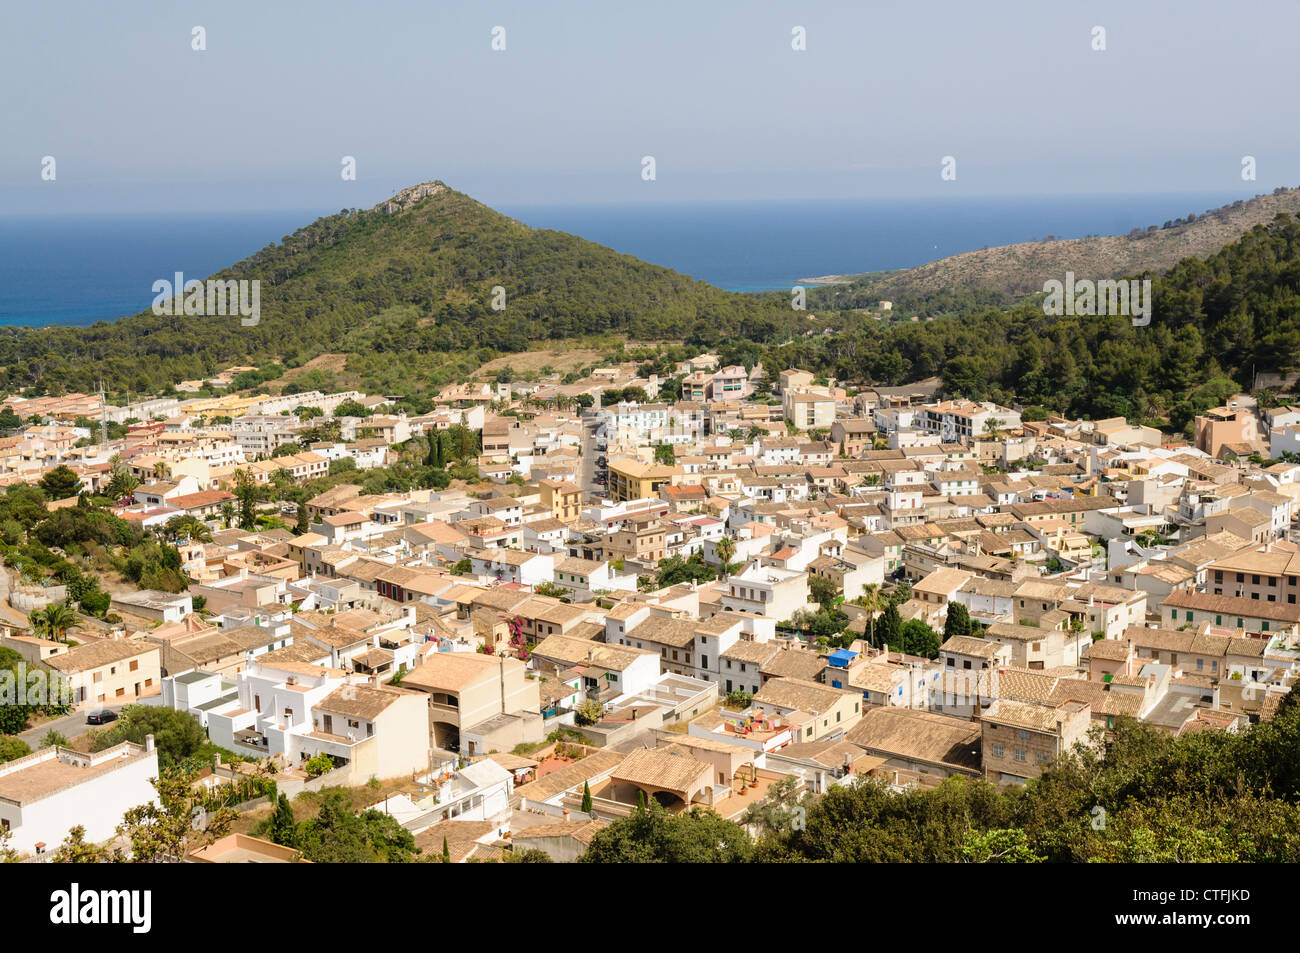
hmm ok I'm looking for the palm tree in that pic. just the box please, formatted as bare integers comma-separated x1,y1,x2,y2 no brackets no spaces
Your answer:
1069,615,1087,666
860,583,884,648
27,608,50,640
715,536,735,578
32,602,78,643
105,470,139,501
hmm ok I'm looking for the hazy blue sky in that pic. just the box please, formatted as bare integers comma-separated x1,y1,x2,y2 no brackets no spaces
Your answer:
2,0,1295,212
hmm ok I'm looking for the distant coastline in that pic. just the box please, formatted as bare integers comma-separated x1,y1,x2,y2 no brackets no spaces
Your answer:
0,191,1250,328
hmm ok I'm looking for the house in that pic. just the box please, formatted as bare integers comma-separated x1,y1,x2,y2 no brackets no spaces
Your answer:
401,652,541,755
538,479,583,523
844,707,983,783
0,740,160,858
720,562,810,619
307,684,431,780
751,677,862,742
1160,590,1300,637
981,698,1093,784
44,639,162,706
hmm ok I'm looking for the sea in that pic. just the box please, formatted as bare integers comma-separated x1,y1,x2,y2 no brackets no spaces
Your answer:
0,192,1248,328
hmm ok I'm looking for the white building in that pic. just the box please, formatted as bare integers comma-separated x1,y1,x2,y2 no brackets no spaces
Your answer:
0,740,160,857
720,562,811,620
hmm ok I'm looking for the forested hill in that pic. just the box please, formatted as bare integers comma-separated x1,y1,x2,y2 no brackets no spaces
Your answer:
761,213,1300,433
0,182,799,395
811,187,1300,310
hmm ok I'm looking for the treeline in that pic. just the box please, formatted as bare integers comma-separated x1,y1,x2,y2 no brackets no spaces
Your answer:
751,214,1300,429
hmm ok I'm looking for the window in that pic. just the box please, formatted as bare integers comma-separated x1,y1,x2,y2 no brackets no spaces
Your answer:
992,744,1005,758
129,660,139,672
1013,748,1027,762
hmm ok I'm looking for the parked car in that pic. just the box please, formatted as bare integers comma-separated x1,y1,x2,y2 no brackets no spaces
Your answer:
596,455,607,467
86,708,118,726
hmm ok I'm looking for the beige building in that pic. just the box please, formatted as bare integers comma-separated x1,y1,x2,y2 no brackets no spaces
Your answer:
402,652,541,755
308,684,429,780
751,676,862,742
43,639,162,706
981,698,1092,784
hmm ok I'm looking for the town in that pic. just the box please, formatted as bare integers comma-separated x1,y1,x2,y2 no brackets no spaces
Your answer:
0,353,1297,863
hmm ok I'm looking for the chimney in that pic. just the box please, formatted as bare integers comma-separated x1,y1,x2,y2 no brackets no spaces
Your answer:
145,733,155,753
562,808,571,824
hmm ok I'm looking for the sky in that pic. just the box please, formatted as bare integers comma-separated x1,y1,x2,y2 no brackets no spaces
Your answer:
1,0,1297,213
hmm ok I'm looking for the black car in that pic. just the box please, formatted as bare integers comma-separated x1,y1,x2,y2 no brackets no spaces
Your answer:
595,455,607,467
86,709,118,726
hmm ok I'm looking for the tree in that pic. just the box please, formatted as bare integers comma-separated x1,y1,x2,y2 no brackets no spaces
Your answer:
0,736,31,763
959,828,1044,863
581,780,593,814
504,848,553,862
285,788,418,863
232,468,261,530
295,503,310,535
943,602,972,641
163,514,212,543
878,603,902,650
740,775,808,836
118,770,236,862
714,536,735,576
51,825,114,863
653,443,675,466
105,469,140,501
89,705,209,767
333,399,368,418
981,417,1006,441
269,793,297,847
859,583,884,647
40,729,68,749
574,700,603,727
303,752,334,778
30,602,78,643
581,801,754,863
894,618,942,659
809,574,839,609
39,465,82,500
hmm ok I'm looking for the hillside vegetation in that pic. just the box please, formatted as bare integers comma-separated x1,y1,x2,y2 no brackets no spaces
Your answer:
752,213,1300,433
813,187,1300,309
0,182,799,396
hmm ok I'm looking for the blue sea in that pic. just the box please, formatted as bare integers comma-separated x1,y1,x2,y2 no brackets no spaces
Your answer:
0,192,1248,327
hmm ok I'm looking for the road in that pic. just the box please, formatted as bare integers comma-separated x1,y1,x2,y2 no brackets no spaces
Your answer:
16,701,131,747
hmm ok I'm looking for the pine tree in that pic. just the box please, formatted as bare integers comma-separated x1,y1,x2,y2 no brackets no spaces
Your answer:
581,780,593,814
295,503,309,535
269,793,297,847
441,836,451,862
